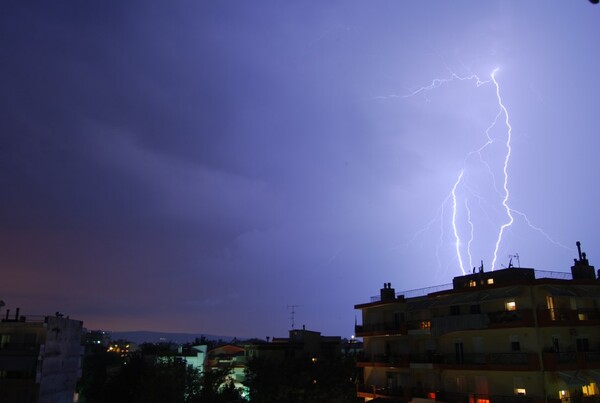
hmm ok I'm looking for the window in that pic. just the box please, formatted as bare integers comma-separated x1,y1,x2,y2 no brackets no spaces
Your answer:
576,338,590,352
510,335,520,352
547,296,556,320
455,341,464,364
0,335,10,349
469,280,477,287
552,336,560,353
451,305,460,315
470,304,481,314
506,301,516,311
487,278,494,285
514,377,526,395
582,383,598,396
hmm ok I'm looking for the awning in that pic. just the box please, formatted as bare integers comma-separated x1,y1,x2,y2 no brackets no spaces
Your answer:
588,370,600,384
544,285,600,299
408,286,522,310
559,371,593,387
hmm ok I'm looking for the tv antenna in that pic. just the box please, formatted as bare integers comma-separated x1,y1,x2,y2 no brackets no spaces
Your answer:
287,305,302,329
506,253,520,268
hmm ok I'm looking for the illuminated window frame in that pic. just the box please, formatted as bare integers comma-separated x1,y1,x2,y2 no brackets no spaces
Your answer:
506,301,516,311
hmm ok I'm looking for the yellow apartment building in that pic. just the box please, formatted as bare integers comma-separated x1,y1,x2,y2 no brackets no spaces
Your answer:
355,243,600,403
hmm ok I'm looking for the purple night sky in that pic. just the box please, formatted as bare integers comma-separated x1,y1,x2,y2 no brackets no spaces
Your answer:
1,2,599,339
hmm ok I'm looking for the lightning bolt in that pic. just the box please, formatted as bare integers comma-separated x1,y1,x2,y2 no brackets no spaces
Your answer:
489,68,514,270
385,66,570,274
451,170,466,274
465,199,475,271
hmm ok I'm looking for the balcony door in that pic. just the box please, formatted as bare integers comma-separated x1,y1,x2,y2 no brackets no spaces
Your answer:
455,340,464,364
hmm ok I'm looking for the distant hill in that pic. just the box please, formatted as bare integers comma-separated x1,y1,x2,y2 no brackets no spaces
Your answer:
109,330,238,345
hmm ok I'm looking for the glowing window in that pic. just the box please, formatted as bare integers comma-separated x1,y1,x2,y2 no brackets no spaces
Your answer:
559,390,568,399
515,388,526,395
506,301,516,311
469,280,477,287
476,399,490,403
428,392,436,399
487,278,494,285
578,313,588,321
420,321,431,329
582,383,598,396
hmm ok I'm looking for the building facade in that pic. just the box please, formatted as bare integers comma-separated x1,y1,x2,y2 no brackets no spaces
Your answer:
0,312,84,403
355,244,600,403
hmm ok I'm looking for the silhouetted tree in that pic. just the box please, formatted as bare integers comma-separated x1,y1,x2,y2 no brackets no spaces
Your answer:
245,354,360,403
79,349,242,402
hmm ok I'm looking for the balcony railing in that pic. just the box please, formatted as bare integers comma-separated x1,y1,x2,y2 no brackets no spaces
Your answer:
543,351,600,370
356,353,409,367
443,393,540,403
538,309,600,326
434,353,539,370
355,322,407,336
356,383,404,399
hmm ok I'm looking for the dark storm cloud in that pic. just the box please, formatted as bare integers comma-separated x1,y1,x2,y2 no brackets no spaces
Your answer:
1,1,598,337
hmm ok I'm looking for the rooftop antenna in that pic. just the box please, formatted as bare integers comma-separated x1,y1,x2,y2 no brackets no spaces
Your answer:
505,254,520,269
287,305,302,330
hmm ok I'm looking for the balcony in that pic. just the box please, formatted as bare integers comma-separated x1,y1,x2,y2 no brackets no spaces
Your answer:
355,322,407,337
356,383,404,400
548,397,600,403
443,392,542,403
356,352,409,368
487,309,534,328
422,309,535,337
537,309,600,327
434,352,540,371
542,351,600,370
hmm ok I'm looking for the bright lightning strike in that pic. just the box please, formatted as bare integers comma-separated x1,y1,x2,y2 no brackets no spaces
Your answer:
387,66,570,274
451,170,466,274
489,68,514,271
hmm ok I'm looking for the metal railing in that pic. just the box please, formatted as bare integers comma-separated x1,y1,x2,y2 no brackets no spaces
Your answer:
364,269,576,303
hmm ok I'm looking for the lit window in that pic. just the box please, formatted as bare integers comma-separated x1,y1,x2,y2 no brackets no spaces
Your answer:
428,392,436,399
578,313,588,321
469,280,477,287
506,301,516,311
420,321,431,329
582,383,598,396
515,388,526,395
476,399,490,403
559,390,568,399
487,278,494,285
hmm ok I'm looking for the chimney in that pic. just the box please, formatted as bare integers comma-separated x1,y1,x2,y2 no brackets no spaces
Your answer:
380,282,396,301
571,241,596,280
14,308,19,321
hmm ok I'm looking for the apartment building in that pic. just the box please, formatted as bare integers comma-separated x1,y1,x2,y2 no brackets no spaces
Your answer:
0,311,84,403
355,243,600,403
